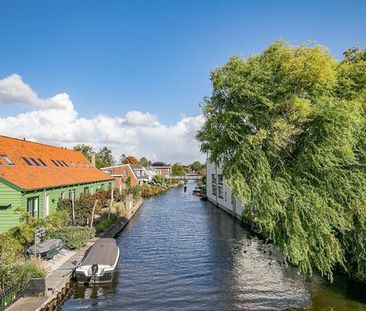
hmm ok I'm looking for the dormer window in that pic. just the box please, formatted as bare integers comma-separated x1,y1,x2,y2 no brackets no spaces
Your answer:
22,157,33,166
30,158,41,166
37,158,47,166
0,154,14,165
51,160,60,167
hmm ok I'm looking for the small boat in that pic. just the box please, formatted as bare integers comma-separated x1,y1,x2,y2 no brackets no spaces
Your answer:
192,187,202,196
74,238,120,284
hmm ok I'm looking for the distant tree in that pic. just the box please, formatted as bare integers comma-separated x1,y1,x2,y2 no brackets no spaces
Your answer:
191,161,203,172
119,153,127,164
123,155,140,165
172,163,186,176
139,156,151,167
97,147,115,168
73,144,94,161
152,174,165,185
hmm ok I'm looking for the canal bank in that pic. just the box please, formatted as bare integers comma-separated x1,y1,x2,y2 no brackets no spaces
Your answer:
60,182,366,311
6,199,143,311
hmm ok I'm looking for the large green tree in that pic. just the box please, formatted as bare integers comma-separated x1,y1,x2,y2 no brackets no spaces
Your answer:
197,40,366,282
172,163,186,176
96,147,115,168
73,144,94,161
139,156,151,167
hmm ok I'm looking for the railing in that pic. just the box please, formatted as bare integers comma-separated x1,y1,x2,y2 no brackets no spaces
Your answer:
0,281,29,311
166,175,203,180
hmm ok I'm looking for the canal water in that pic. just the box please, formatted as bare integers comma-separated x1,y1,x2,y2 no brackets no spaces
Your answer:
61,182,366,311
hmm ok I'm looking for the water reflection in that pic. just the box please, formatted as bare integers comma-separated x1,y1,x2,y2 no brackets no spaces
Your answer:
61,182,366,311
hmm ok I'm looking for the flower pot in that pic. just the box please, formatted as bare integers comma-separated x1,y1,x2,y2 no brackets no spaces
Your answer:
23,278,46,297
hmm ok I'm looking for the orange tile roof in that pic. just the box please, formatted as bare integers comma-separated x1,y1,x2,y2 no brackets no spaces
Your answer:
0,135,113,190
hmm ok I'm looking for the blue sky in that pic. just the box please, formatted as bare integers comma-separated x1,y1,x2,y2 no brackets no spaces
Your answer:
0,0,365,162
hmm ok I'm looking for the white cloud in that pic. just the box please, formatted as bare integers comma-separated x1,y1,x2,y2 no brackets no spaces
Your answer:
0,74,73,110
0,74,205,164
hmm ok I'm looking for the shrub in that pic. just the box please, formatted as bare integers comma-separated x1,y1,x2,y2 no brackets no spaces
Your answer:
130,187,141,201
19,257,47,279
152,174,165,185
46,210,69,228
95,213,119,234
44,226,95,250
57,190,113,226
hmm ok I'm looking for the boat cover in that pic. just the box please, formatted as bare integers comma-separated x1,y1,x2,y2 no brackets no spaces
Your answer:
82,238,119,266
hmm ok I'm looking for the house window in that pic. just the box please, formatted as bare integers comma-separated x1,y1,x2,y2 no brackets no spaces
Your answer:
22,157,33,166
57,160,65,167
218,174,223,185
37,158,47,166
108,183,112,190
84,187,89,194
225,191,227,202
61,160,69,167
101,184,105,190
61,192,65,199
69,189,76,200
0,204,11,210
30,158,41,166
212,174,217,184
1,154,14,165
51,160,60,167
212,184,217,196
27,197,39,217
218,186,224,199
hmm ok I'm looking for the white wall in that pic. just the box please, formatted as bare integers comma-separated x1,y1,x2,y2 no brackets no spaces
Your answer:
206,159,245,219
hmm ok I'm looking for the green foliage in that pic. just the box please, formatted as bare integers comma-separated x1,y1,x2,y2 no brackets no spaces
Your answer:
139,184,164,197
46,209,70,228
95,213,119,234
152,174,165,185
197,40,366,282
122,155,140,164
172,163,186,176
190,161,203,171
139,156,151,167
57,190,112,225
73,144,94,161
73,144,115,168
44,226,95,250
130,187,141,201
96,146,115,168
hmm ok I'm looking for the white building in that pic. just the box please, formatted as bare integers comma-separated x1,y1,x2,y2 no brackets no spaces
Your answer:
206,160,245,220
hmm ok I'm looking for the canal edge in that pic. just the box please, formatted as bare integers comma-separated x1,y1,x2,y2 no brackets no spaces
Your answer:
5,199,144,311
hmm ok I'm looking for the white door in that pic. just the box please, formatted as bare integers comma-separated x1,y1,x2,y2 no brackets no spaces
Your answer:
45,193,49,216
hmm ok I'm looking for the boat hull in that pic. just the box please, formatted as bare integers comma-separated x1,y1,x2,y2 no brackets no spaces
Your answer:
74,238,120,285
74,270,115,284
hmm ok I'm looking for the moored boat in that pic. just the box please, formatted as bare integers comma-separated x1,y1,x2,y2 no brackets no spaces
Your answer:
74,238,120,284
192,187,202,196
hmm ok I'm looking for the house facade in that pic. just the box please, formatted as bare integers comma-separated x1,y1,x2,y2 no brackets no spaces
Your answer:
206,160,245,220
101,164,149,191
0,135,114,232
150,162,172,177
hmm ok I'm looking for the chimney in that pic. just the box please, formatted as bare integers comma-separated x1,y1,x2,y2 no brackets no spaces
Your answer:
91,153,96,167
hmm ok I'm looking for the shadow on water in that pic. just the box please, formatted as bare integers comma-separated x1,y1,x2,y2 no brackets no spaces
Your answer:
60,181,366,311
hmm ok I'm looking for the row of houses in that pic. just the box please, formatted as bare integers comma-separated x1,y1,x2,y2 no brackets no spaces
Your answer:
101,162,172,190
0,135,172,233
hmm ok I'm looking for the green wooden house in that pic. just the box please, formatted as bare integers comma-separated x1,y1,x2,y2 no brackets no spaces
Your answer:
0,135,114,232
